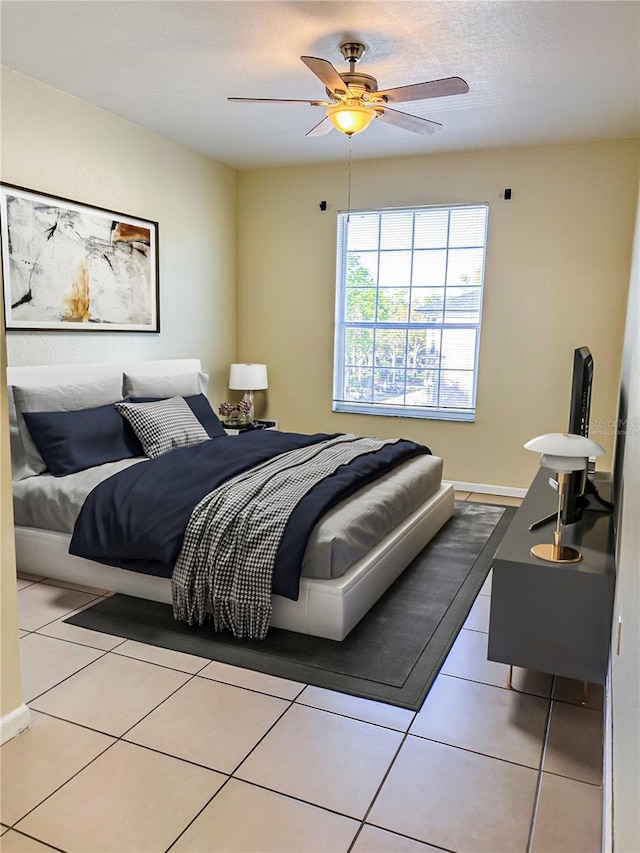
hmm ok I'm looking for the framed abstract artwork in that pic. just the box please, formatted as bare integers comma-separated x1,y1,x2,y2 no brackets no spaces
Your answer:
1,184,159,332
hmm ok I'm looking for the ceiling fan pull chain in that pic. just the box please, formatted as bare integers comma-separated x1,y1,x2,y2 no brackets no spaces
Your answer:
347,135,353,221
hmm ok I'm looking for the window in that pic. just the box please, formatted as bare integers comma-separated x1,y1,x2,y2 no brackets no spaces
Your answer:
333,203,489,422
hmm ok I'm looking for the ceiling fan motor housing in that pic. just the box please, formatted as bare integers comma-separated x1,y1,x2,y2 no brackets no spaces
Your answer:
327,72,379,101
330,43,383,103
340,42,366,64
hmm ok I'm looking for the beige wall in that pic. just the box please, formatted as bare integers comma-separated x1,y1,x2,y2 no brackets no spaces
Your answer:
0,68,239,729
611,179,640,852
238,139,639,488
1,69,238,403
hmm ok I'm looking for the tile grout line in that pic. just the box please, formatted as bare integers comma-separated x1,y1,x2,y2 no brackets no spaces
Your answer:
17,591,106,634
291,699,413,734
9,733,117,836
441,669,552,701
358,820,458,853
24,647,112,705
162,689,305,853
1,825,67,852
526,678,556,853
348,720,418,852
407,732,549,775
25,625,129,653
162,774,235,853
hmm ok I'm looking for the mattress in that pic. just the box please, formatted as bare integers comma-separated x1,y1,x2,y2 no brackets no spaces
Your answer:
13,453,443,581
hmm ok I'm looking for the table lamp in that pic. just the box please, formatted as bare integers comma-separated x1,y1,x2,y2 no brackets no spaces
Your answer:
228,363,268,424
524,432,605,563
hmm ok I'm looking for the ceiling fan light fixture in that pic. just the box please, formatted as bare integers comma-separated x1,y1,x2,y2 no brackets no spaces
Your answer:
326,101,375,135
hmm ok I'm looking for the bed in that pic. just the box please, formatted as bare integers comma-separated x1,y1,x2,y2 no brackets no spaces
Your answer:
8,358,454,640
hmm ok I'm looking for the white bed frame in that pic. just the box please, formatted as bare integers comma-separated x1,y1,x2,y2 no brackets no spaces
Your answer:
9,358,455,641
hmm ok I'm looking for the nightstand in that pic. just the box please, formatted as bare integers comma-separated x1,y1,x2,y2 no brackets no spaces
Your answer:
224,419,278,436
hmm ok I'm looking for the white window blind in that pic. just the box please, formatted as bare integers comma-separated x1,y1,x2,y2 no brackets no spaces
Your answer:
333,203,489,422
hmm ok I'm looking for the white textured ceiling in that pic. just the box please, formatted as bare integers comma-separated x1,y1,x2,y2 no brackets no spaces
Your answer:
1,0,639,169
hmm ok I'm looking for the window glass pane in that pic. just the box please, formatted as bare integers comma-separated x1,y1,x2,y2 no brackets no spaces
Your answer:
380,211,414,250
406,369,439,406
346,213,379,250
444,287,482,323
375,329,407,367
408,329,441,368
446,248,485,286
379,251,412,287
344,328,373,367
412,250,447,287
346,289,376,321
410,288,444,323
414,209,449,248
439,371,474,408
346,252,377,286
344,366,373,402
449,207,486,248
373,368,406,403
441,328,476,370
378,289,409,323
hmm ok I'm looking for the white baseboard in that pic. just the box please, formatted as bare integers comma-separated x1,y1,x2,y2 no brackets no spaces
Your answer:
447,480,528,498
0,703,31,745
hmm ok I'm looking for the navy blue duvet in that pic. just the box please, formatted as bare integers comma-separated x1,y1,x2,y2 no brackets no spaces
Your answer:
70,430,430,600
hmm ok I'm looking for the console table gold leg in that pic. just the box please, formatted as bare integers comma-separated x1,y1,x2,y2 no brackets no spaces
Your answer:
507,665,513,689
582,681,589,705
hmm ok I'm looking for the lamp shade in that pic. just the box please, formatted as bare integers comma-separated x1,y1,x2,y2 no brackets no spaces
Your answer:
326,101,376,135
524,432,604,472
228,363,268,391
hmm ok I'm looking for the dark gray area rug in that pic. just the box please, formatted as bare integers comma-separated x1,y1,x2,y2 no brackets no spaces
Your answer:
66,502,515,711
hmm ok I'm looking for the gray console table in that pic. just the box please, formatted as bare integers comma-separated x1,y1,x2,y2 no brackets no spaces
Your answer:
488,468,615,684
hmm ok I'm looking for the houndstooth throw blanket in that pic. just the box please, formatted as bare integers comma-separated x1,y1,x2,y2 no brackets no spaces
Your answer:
171,433,399,639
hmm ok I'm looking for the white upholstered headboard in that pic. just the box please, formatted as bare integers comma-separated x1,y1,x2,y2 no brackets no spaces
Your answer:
7,358,202,388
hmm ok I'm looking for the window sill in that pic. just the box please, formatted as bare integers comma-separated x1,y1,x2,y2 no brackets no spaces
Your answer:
332,403,475,422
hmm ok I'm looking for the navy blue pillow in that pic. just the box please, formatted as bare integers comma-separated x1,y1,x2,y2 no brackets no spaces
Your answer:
23,403,144,477
128,394,226,439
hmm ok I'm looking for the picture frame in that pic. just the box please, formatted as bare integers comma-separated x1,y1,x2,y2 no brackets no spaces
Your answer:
1,183,159,332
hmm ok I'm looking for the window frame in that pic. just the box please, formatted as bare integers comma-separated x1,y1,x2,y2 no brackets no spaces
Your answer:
332,202,489,423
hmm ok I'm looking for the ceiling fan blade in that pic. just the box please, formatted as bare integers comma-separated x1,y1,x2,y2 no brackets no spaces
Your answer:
228,97,328,106
306,116,334,138
377,106,443,135
300,56,353,98
377,76,469,104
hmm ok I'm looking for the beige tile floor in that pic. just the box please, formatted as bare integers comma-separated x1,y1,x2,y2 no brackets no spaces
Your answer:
2,493,604,853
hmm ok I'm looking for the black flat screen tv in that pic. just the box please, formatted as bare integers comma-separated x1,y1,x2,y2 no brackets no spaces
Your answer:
568,346,594,438
563,346,594,524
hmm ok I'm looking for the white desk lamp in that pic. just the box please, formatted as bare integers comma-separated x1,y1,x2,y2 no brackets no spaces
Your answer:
228,363,268,424
524,432,605,563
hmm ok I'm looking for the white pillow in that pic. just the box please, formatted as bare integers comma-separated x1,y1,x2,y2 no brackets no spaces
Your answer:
115,397,210,459
122,371,209,399
11,376,124,480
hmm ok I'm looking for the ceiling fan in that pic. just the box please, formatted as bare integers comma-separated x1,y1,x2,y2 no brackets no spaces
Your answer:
228,41,469,138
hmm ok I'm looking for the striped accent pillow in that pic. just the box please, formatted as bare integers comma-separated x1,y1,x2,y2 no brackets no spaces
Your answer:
116,397,210,459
